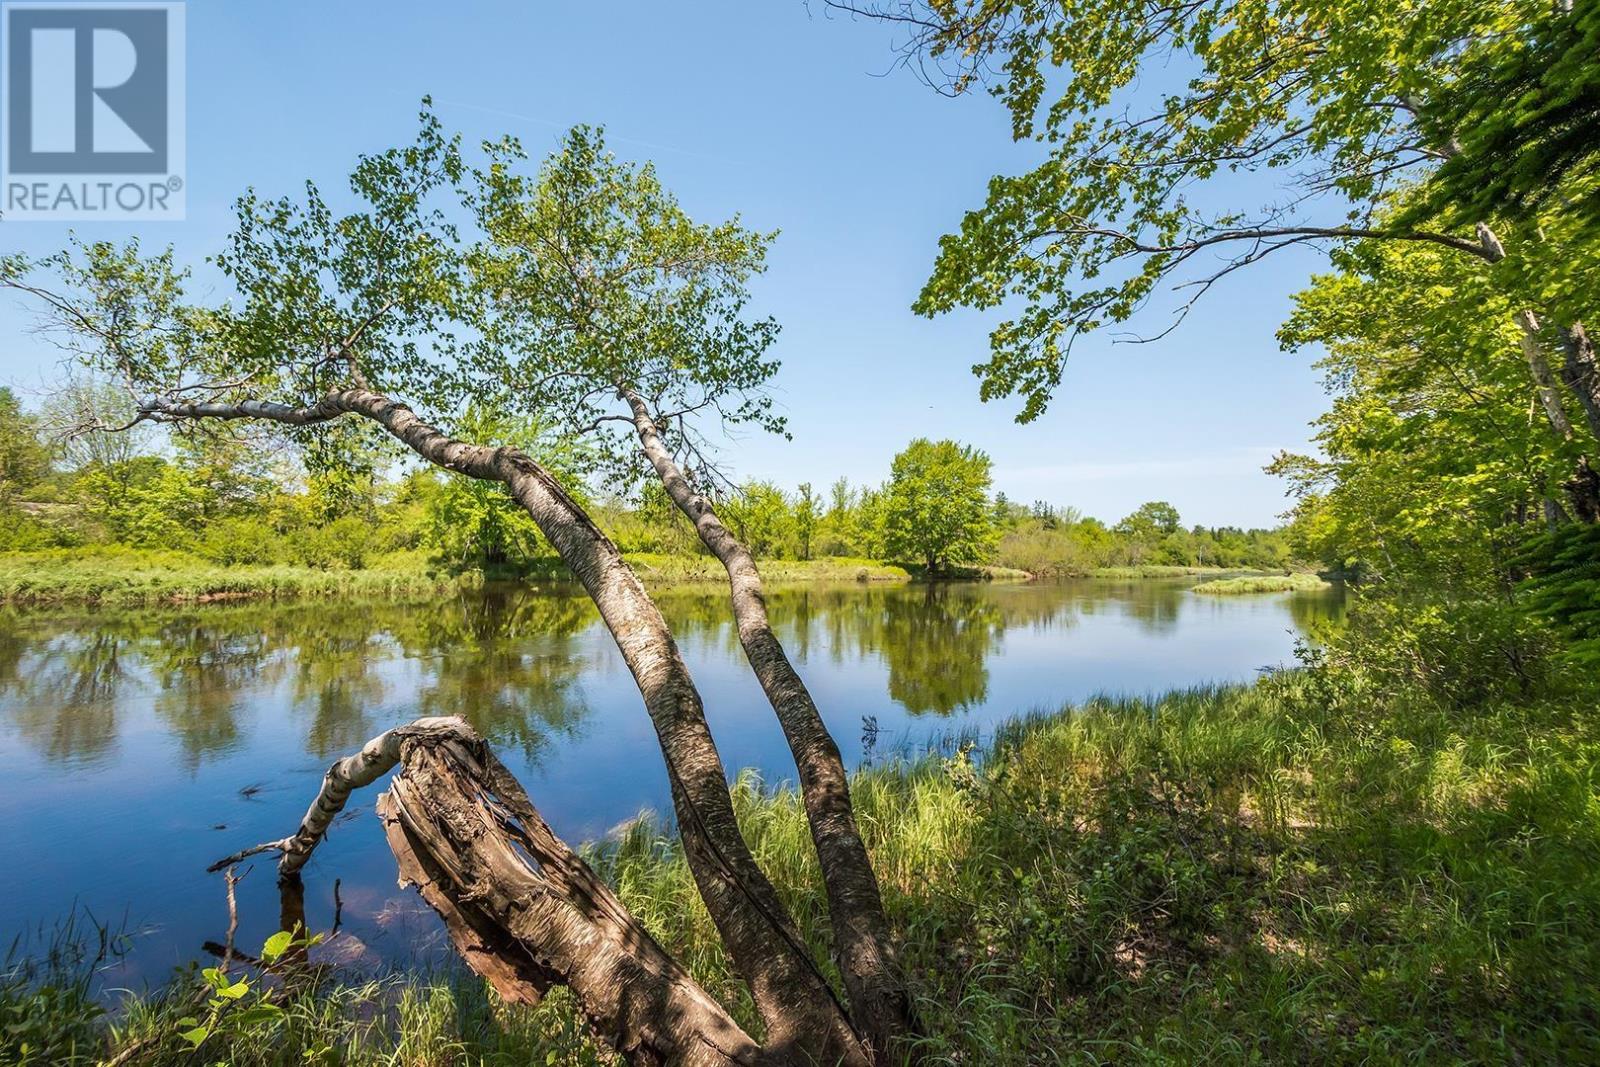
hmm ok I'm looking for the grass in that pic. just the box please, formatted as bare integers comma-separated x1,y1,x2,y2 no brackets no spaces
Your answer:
1092,564,1275,579
0,549,911,606
0,547,464,606
1191,572,1332,595
620,553,910,585
10,672,1600,1064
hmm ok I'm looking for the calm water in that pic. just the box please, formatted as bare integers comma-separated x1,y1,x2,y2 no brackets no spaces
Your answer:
0,577,1341,984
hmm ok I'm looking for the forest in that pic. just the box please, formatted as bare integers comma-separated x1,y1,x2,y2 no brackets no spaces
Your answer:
2,0,1599,1065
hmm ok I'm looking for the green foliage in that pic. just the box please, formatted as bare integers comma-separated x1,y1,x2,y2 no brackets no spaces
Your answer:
24,666,1600,1064
993,501,1292,575
1404,0,1600,242
77,460,210,549
0,388,50,504
418,407,592,574
1518,522,1600,668
793,481,819,561
720,480,792,559
1191,573,1327,595
0,912,109,1066
0,548,456,605
866,0,1569,421
464,123,784,479
882,438,997,572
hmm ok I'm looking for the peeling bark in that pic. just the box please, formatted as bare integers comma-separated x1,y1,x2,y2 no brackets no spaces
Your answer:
621,388,915,1061
165,389,869,1067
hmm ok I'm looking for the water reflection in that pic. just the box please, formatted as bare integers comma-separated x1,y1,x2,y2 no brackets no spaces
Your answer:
0,579,1348,767
0,577,1341,982
874,585,1003,715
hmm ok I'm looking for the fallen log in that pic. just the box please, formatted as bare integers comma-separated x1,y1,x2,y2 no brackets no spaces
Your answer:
211,717,768,1067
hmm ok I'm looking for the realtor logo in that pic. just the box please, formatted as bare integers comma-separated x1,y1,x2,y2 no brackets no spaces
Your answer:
2,2,185,220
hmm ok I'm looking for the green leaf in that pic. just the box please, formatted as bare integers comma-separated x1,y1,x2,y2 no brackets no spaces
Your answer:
230,1004,285,1029
261,930,295,962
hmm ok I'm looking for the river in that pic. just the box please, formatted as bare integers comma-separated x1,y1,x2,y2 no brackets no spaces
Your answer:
0,576,1341,984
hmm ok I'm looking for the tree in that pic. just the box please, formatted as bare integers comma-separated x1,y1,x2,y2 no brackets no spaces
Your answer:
882,438,997,573
1116,501,1182,542
1272,236,1576,575
39,376,153,474
0,388,50,504
0,110,900,1066
794,481,819,560
466,126,915,1050
837,0,1600,516
423,406,591,571
1403,0,1600,242
721,480,793,558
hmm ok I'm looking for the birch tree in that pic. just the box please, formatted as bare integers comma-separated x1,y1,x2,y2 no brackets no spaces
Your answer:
1,109,902,1066
461,126,918,1055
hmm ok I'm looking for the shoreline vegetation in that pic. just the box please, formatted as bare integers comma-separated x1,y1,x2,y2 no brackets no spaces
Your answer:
1191,572,1333,595
0,547,1305,607
13,672,1596,1065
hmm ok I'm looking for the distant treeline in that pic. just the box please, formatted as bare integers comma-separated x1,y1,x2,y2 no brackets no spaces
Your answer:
0,385,1294,576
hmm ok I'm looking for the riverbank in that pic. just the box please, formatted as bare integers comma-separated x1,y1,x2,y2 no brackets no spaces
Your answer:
0,548,1295,606
1192,572,1331,595
0,549,914,606
12,671,1596,1065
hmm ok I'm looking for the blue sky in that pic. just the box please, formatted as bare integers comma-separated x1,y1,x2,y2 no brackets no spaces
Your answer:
0,1,1331,527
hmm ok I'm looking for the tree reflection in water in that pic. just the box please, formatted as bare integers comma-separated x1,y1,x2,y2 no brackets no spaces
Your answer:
0,589,599,769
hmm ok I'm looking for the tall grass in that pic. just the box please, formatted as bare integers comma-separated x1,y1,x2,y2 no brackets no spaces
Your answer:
0,548,916,605
0,547,464,606
1191,572,1331,595
9,673,1600,1064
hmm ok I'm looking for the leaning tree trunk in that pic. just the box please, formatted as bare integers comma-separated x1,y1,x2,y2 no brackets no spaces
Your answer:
158,388,869,1067
216,717,772,1066
620,388,915,1062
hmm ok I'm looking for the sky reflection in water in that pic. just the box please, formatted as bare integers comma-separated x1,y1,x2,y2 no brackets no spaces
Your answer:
0,577,1342,984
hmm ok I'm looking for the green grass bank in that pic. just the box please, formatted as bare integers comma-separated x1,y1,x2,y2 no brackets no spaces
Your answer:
0,548,913,606
10,672,1598,1064
1191,572,1332,595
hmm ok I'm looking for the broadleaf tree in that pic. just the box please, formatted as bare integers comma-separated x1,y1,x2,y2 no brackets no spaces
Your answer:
0,106,907,1066
836,0,1600,515
882,438,998,573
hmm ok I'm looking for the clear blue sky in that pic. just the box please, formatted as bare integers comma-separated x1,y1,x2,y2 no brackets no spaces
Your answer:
0,0,1331,528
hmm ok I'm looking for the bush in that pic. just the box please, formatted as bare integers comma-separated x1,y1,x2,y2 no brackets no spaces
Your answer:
194,517,283,567
0,509,77,551
290,516,373,571
1322,590,1558,705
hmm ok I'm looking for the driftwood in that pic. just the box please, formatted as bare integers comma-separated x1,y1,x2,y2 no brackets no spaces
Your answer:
212,717,769,1067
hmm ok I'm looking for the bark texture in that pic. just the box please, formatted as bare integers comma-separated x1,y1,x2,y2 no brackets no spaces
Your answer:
162,389,869,1067
1562,323,1600,443
223,718,770,1066
1515,309,1578,443
621,388,915,1061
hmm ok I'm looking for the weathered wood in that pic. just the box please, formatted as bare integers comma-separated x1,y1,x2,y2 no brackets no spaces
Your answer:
222,717,771,1067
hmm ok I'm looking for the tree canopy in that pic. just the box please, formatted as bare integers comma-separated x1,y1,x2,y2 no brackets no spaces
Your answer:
882,437,997,572
837,0,1590,422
